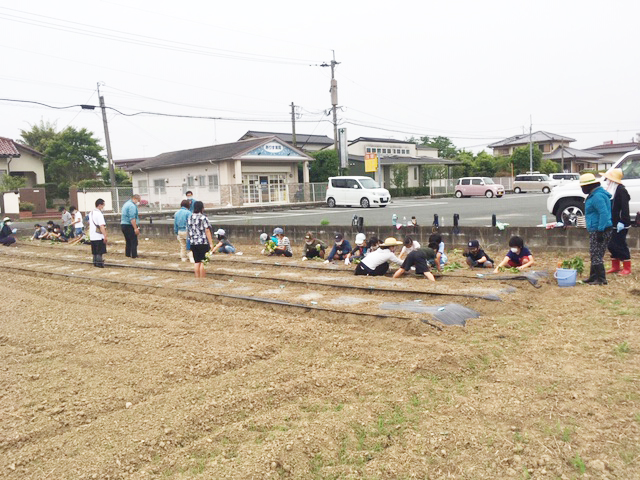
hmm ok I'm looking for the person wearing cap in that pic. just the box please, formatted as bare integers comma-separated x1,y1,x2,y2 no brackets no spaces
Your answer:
355,237,404,276
601,168,632,276
392,244,437,281
464,240,493,269
398,235,421,261
89,199,108,267
271,227,292,257
580,173,613,285
174,199,192,262
212,228,236,254
324,233,352,264
302,232,327,261
345,233,368,264
0,217,17,246
31,223,47,241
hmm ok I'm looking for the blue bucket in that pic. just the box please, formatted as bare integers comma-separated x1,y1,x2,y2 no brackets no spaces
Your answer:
554,268,577,287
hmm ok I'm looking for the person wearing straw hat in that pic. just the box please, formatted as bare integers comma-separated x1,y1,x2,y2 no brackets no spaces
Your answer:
354,237,404,276
580,173,613,285
601,168,632,275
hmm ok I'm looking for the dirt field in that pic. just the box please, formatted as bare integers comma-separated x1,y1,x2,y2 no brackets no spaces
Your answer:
1,238,639,479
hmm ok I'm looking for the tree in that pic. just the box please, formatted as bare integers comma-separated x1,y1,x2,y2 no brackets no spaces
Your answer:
0,174,26,192
18,120,58,154
309,150,339,183
510,145,543,175
540,159,560,175
473,151,499,177
391,164,409,189
101,167,132,186
419,136,458,159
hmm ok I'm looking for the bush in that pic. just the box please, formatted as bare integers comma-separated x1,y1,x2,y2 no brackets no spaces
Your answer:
19,202,35,212
389,186,430,197
75,179,107,189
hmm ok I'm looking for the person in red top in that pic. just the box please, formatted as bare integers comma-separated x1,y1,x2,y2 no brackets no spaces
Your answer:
493,236,534,273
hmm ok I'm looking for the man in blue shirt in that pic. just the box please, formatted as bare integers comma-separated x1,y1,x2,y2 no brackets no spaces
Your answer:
174,199,192,262
186,190,196,213
120,194,141,258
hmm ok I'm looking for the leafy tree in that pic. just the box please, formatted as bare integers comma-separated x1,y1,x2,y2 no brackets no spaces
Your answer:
18,120,58,154
540,159,560,175
309,150,339,182
510,145,542,175
421,165,446,186
101,167,132,186
419,136,458,159
391,164,409,189
452,150,475,177
0,174,26,192
473,151,499,177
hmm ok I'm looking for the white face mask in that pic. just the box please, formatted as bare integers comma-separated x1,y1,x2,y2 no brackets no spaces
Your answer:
510,247,519,253
305,239,313,245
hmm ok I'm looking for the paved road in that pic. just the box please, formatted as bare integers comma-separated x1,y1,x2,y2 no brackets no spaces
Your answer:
201,193,550,227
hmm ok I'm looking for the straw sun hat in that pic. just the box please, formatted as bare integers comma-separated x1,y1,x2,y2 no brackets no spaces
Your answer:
600,168,623,184
381,237,403,247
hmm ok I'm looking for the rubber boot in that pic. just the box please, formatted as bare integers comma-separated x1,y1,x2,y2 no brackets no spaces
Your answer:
598,264,608,285
606,259,621,274
92,254,97,267
583,265,597,284
621,260,632,276
95,254,104,268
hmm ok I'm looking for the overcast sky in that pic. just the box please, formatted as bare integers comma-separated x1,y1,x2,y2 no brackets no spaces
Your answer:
1,0,639,160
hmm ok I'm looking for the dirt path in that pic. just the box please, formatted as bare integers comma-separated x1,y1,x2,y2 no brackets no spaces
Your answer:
1,240,639,479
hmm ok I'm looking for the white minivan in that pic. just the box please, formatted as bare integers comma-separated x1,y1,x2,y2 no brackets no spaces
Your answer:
325,176,391,208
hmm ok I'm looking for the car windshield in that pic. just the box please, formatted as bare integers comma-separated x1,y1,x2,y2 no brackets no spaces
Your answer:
482,177,495,185
359,178,380,189
540,175,551,181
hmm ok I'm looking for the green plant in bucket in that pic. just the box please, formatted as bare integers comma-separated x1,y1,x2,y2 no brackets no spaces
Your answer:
560,256,584,275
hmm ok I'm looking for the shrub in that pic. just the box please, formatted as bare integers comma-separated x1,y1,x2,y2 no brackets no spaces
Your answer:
389,186,430,197
75,179,107,189
19,202,35,212
320,219,330,226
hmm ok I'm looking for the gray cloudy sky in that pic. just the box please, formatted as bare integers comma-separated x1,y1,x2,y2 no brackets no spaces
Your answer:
1,0,639,160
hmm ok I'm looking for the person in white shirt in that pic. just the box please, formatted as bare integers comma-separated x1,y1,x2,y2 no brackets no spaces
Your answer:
89,198,108,268
354,237,403,276
70,206,84,237
397,236,421,260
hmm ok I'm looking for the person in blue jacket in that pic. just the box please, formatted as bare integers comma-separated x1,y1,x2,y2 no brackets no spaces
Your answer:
173,199,192,262
324,233,352,264
580,173,613,285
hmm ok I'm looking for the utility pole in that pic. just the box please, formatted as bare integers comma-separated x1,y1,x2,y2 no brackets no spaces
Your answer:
529,115,533,173
97,82,116,188
290,102,297,148
321,51,340,156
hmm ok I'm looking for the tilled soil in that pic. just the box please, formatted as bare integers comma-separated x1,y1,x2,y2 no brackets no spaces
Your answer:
1,239,639,479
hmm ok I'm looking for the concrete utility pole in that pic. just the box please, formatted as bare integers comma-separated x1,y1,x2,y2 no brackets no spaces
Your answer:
321,51,340,154
97,82,116,188
529,115,533,173
290,102,297,148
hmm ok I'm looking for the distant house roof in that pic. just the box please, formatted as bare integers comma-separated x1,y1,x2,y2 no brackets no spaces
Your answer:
350,154,460,166
130,137,312,172
114,157,147,170
239,131,334,147
488,131,576,148
543,147,603,161
15,142,43,157
0,137,21,158
584,142,640,155
348,137,415,146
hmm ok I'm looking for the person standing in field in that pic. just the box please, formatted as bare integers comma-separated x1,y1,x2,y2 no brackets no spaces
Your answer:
120,194,141,258
187,201,213,278
174,199,192,262
602,168,632,276
89,199,108,268
580,173,613,285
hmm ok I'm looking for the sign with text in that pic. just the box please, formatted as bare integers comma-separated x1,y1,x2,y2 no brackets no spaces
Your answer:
338,128,348,169
365,153,378,173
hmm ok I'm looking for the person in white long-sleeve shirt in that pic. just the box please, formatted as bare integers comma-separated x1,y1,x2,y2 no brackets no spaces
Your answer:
397,236,421,260
355,237,404,276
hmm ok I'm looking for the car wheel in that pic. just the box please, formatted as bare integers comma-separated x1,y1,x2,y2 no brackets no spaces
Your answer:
455,190,463,198
556,199,585,225
327,197,336,208
485,190,494,198
360,197,370,208
542,187,550,194
514,187,521,194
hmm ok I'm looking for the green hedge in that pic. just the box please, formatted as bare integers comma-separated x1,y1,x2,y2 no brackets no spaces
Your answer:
389,186,430,197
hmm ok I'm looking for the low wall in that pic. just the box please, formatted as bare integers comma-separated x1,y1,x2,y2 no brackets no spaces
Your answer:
107,222,640,252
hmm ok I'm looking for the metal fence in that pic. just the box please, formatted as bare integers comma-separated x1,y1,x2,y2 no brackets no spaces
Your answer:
429,177,514,195
74,183,327,213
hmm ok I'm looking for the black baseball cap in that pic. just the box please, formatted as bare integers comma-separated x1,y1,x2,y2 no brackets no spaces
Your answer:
468,240,480,248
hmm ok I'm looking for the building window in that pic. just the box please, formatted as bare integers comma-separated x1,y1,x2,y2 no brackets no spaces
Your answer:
186,176,194,186
153,179,166,195
366,147,371,153
198,175,206,187
138,180,148,194
208,174,219,191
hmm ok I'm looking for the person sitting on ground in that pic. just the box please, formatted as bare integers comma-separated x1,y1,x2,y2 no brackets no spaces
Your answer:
41,221,55,240
324,233,352,264
366,236,380,254
271,227,292,257
70,206,84,238
464,240,494,269
0,217,17,246
392,244,436,282
49,224,68,242
31,223,47,241
493,235,534,273
355,237,404,276
212,229,236,254
345,233,368,264
398,235,421,260
428,233,448,272
302,232,327,261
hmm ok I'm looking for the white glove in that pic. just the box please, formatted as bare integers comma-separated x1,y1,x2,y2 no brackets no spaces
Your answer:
302,256,307,261
344,258,350,265
324,259,330,264
12,228,17,234
617,222,626,233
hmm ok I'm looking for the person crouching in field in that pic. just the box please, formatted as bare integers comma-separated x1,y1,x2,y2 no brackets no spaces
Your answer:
464,240,493,269
493,236,534,273
355,237,404,276
0,217,17,246
302,232,326,260
212,229,236,254
324,233,351,264
271,228,293,257
392,244,436,282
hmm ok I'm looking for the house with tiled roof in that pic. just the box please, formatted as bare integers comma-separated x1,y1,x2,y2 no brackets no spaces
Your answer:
128,136,314,206
488,131,576,157
0,137,45,186
584,142,640,168
542,146,604,173
238,131,333,152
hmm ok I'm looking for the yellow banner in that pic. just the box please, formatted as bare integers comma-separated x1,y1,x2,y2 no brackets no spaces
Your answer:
365,153,378,173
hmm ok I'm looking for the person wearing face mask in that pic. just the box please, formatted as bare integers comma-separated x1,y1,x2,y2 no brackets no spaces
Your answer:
120,194,141,258
580,173,613,285
324,233,352,264
493,236,534,273
302,232,327,260
601,169,632,276
185,190,196,213
89,199,108,267
0,217,17,246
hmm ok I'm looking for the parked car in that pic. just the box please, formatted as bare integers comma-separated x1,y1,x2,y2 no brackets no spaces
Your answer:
513,173,558,194
548,149,640,225
325,176,390,208
549,173,580,182
454,177,505,198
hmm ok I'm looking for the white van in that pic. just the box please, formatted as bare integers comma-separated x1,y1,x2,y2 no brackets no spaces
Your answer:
325,176,391,208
